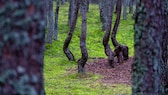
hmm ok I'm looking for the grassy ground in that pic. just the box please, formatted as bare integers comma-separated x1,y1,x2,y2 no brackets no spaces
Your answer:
44,3,134,95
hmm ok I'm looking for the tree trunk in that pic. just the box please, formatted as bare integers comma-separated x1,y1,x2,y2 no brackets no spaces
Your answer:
132,0,165,94
78,0,88,73
68,0,76,26
111,0,129,63
54,0,60,40
99,0,108,31
129,0,133,13
0,0,45,95
102,0,115,68
163,0,168,93
46,0,54,44
63,0,80,61
122,0,127,20
44,0,48,28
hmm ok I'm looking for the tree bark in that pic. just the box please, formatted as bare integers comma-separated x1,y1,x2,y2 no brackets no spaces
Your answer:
53,0,60,40
163,0,168,93
63,0,80,61
102,0,115,68
132,0,165,94
46,0,54,44
78,0,88,73
68,0,76,26
0,0,45,95
111,0,129,63
122,0,128,20
129,0,133,13
99,0,108,31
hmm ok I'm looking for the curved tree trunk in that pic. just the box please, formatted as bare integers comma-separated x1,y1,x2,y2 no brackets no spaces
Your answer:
63,0,80,61
0,0,45,94
111,0,129,63
103,0,115,68
78,0,88,73
53,0,60,40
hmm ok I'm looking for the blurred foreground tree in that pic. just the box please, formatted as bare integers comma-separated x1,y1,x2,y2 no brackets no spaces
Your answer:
0,0,45,95
132,0,167,94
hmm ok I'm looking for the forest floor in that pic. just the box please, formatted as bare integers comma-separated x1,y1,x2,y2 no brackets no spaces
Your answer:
86,57,132,85
67,57,132,86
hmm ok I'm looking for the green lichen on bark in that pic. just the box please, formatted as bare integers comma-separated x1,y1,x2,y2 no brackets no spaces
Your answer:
0,0,45,95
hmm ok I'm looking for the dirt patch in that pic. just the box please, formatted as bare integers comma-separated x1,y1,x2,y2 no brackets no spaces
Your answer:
85,57,133,85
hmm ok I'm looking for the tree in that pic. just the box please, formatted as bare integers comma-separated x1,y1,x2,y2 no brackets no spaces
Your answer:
132,0,165,94
122,0,128,20
78,0,88,73
46,0,54,43
111,0,129,63
99,0,108,31
129,0,133,14
63,0,80,61
0,0,45,95
54,0,60,40
102,0,115,67
68,0,76,26
163,0,168,93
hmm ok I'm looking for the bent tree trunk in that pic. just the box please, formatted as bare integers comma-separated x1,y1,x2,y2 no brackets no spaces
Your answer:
78,0,88,73
0,0,45,94
132,0,165,94
111,0,128,63
103,0,115,68
53,0,60,40
63,0,79,61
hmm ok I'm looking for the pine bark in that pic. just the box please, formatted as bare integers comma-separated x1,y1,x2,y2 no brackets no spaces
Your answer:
63,0,80,61
132,0,165,94
78,0,88,73
46,0,54,44
54,0,60,40
102,0,115,68
163,0,168,93
0,0,45,95
111,0,129,63
68,0,76,26
99,0,108,31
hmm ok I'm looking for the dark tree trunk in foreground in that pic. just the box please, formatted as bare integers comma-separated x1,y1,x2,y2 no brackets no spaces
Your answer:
46,0,54,43
0,0,45,95
63,0,80,61
54,0,60,40
111,0,129,63
163,0,168,93
103,0,115,68
132,0,165,94
78,0,88,73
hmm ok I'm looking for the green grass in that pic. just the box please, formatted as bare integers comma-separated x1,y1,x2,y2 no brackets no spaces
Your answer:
45,3,134,95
